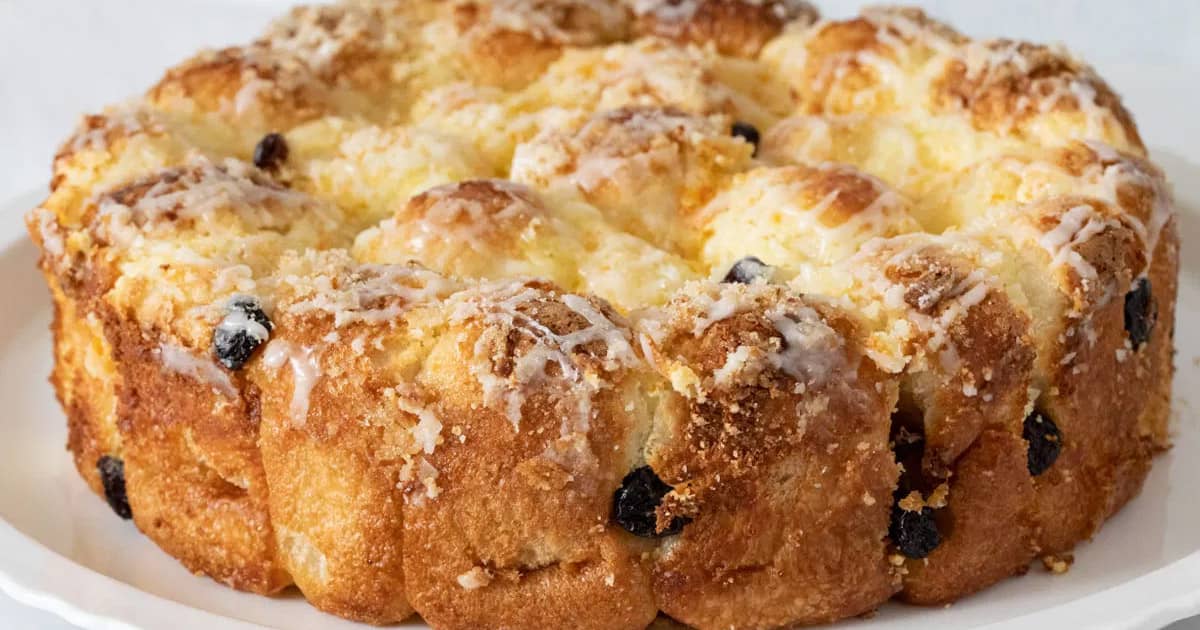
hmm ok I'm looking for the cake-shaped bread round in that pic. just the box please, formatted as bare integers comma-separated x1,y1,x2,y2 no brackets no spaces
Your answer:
26,1,1178,628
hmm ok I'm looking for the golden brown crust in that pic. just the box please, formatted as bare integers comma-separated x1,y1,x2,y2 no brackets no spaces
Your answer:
1026,212,1175,555
384,179,545,266
629,0,818,58
770,7,965,115
260,2,398,86
98,300,289,594
253,261,424,622
32,199,291,593
899,429,1035,604
762,9,1140,156
533,37,741,117
700,163,920,273
51,109,166,192
638,283,901,628
150,2,414,128
148,46,330,129
945,185,1175,558
512,106,751,254
50,288,121,498
854,237,1036,475
831,236,1040,601
452,0,631,88
401,280,657,629
932,40,1144,152
353,177,552,278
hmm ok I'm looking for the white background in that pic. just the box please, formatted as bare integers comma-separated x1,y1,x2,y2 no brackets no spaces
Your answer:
0,1,1196,627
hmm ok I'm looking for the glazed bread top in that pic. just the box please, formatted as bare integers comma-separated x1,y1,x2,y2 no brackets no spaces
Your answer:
27,0,1173,509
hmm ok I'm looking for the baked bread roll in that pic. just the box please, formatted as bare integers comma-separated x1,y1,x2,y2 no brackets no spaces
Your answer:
27,1,1176,628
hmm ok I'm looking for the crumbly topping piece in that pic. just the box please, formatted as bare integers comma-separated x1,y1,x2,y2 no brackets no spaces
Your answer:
456,566,495,590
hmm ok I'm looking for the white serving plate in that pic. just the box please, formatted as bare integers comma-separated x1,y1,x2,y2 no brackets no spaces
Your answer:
0,151,1197,629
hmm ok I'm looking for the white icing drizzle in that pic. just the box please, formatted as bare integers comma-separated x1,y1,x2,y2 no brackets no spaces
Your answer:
30,207,64,259
644,283,848,391
448,281,637,433
232,76,274,117
631,0,701,22
399,180,539,254
512,107,718,204
262,340,322,427
765,303,846,383
990,142,1171,276
851,239,993,373
711,345,758,388
216,300,271,345
1038,203,1109,282
701,162,914,267
632,0,811,24
1085,141,1174,266
286,264,458,328
67,102,160,153
481,0,627,45
860,6,961,57
31,1,1180,537
958,39,1033,85
201,44,317,118
765,115,835,159
94,156,331,248
263,3,382,75
212,265,257,295
157,344,237,398
689,290,741,337
581,40,734,114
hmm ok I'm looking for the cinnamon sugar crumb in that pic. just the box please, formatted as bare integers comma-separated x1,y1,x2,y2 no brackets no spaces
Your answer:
926,483,950,509
1042,553,1073,574
457,566,494,590
897,490,925,512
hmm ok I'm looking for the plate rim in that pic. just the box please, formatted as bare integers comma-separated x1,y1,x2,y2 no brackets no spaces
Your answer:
2,187,1199,630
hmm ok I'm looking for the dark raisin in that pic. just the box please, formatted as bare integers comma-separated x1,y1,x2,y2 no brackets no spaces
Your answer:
1023,410,1062,476
213,295,273,370
253,132,289,170
731,121,760,156
97,455,132,520
722,256,771,284
612,466,689,537
890,506,940,559
1123,277,1156,350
